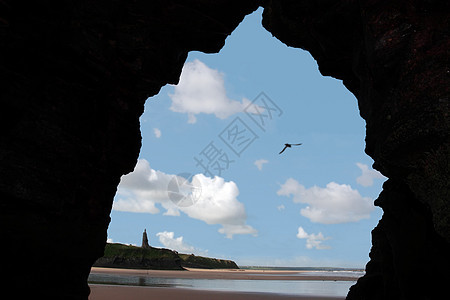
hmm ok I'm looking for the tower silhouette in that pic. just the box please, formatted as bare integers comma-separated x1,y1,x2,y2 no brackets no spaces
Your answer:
141,229,150,248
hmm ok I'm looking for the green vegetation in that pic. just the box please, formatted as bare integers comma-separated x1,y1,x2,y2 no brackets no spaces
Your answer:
94,243,239,270
94,243,183,270
179,253,239,269
103,243,178,260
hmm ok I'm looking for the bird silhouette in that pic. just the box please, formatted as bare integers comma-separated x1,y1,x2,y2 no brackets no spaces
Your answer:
279,143,302,154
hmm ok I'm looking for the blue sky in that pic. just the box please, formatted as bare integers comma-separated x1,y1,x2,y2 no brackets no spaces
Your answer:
107,8,385,268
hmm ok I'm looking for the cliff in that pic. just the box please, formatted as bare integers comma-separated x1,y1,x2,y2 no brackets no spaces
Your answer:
179,254,239,269
93,243,239,270
93,243,183,270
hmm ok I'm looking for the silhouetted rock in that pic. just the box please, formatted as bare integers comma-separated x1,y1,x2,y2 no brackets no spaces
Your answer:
262,1,450,299
1,0,448,299
0,1,258,298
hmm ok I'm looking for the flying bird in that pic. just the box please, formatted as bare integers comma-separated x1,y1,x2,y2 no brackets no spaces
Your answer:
279,143,302,154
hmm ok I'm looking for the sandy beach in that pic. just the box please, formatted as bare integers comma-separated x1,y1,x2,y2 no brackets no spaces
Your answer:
89,285,345,300
89,267,350,299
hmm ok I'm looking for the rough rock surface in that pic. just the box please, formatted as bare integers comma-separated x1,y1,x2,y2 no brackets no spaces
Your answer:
0,0,448,299
0,1,258,298
262,1,449,299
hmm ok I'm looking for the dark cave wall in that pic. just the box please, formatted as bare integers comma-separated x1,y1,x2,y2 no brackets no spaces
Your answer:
0,0,259,298
0,0,448,299
262,0,449,299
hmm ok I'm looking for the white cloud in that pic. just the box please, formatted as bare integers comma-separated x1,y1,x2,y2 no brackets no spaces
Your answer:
169,59,261,123
296,227,331,250
277,204,285,211
113,159,173,214
153,128,161,138
218,224,258,239
356,163,385,187
277,178,374,224
113,159,257,238
180,175,258,239
254,159,268,171
156,231,202,254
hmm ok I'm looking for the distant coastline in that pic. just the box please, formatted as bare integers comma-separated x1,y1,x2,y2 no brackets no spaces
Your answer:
240,266,365,272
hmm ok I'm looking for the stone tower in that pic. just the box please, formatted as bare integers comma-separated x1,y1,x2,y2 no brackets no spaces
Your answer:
141,229,150,248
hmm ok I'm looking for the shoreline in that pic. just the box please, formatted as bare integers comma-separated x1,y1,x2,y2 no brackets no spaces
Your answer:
90,267,359,281
88,267,355,299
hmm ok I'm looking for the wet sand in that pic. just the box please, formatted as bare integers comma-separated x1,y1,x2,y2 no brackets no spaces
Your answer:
90,267,357,281
89,267,349,299
89,284,345,300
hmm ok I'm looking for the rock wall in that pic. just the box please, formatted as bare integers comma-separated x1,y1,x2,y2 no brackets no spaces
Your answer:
0,1,258,298
261,0,449,299
0,0,448,299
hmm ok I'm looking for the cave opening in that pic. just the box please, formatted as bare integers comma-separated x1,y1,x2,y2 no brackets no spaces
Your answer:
107,7,384,271
3,1,448,299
